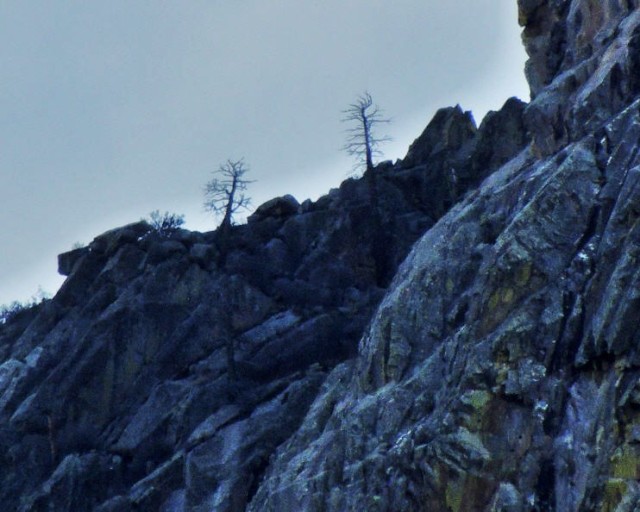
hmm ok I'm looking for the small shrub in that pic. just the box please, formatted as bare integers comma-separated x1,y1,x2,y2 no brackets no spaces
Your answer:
0,288,51,325
0,301,27,325
147,210,185,237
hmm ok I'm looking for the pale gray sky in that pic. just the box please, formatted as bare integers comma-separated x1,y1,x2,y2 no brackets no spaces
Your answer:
1,1,529,305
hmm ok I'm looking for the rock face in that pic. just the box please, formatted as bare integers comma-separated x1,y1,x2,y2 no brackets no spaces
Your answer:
0,88,525,509
249,2,640,511
3,1,639,510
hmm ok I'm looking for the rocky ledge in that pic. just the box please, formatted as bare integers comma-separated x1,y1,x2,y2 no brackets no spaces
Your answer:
0,84,526,509
4,1,640,510
250,2,640,511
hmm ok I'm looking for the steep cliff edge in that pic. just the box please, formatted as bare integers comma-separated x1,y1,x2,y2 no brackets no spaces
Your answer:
249,2,640,511
0,85,525,509
3,1,637,510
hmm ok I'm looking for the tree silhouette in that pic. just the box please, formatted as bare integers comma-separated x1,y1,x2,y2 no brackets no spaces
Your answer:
342,92,391,173
204,159,254,232
342,93,393,286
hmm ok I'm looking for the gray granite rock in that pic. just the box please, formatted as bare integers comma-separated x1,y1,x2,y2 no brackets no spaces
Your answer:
8,1,640,510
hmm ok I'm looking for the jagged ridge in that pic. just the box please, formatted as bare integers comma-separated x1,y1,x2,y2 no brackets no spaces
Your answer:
6,0,639,509
0,85,525,509
250,1,640,511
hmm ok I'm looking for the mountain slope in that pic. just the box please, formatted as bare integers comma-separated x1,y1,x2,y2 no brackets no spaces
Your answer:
4,0,638,510
249,2,640,511
0,88,526,509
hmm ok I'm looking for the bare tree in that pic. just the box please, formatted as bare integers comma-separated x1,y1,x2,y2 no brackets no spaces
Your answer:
212,275,245,381
214,284,237,381
342,93,393,286
342,92,391,173
204,159,254,231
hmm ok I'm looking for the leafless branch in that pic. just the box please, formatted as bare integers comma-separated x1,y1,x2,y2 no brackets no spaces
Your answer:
203,159,255,229
341,92,391,173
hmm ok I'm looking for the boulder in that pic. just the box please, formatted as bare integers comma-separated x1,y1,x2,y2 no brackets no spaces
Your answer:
402,105,477,168
247,194,300,223
57,247,88,276
90,221,150,255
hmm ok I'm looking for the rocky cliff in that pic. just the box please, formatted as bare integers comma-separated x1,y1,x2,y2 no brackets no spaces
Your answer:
0,93,526,510
1,1,638,510
249,1,640,511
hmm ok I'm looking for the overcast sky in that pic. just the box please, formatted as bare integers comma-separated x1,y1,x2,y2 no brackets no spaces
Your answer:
0,1,529,306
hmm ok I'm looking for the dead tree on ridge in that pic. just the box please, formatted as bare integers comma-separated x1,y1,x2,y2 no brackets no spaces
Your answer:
204,159,254,265
342,92,391,175
342,92,393,285
204,159,254,233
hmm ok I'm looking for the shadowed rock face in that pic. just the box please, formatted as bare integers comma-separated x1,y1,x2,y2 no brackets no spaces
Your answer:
522,0,640,157
0,87,526,508
5,1,640,510
249,2,640,511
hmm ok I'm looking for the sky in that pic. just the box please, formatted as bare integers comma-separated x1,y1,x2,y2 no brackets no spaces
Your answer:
0,1,530,306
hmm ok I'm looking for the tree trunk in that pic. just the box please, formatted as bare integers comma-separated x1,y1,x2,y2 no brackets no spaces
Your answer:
226,336,237,381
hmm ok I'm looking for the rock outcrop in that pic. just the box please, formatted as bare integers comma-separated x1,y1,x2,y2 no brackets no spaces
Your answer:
0,88,526,509
248,2,640,511
4,1,640,510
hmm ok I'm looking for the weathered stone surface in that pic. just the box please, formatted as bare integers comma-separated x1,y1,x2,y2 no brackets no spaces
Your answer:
21,453,123,512
403,105,477,168
0,83,510,508
57,246,88,276
247,194,300,223
523,2,640,156
247,3,640,511
90,221,151,256
188,242,216,267
397,98,528,224
9,1,640,510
